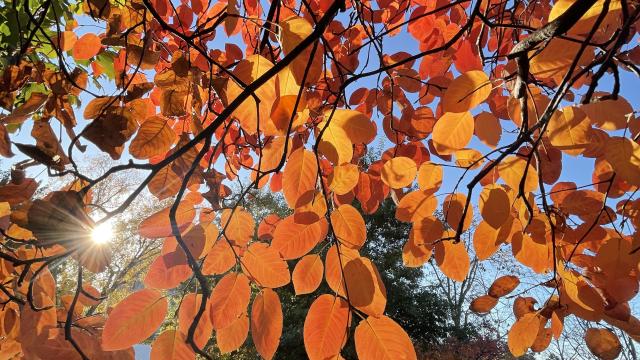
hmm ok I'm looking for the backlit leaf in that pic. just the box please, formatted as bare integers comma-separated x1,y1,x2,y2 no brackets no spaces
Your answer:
217,313,249,354
130,116,176,159
331,204,367,249
303,295,351,360
251,289,283,360
293,254,324,295
354,315,417,360
210,272,251,330
380,157,417,189
241,242,290,288
102,289,168,350
431,111,474,155
441,71,491,113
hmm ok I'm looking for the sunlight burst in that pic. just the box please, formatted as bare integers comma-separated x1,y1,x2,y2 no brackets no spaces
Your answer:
91,221,114,244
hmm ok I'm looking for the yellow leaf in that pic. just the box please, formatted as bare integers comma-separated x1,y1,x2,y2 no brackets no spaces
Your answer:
281,16,323,85
497,155,539,193
508,313,541,357
381,157,417,189
547,107,590,156
442,71,491,113
604,137,640,187
432,111,474,155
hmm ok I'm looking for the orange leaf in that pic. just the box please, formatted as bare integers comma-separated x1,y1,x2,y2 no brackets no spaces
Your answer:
240,242,290,288
507,313,541,357
292,254,324,295
144,252,192,289
102,289,168,351
478,185,510,229
224,55,277,135
281,17,323,85
604,136,640,187
251,289,283,360
470,295,499,314
395,189,437,223
488,275,520,298
380,157,417,189
129,116,176,159
435,240,470,282
217,313,249,354
202,238,236,275
303,294,351,360
473,220,506,260
431,111,474,155
73,33,102,60
402,231,433,267
148,166,181,200
271,216,328,259
551,311,564,339
209,272,251,330
317,119,353,165
138,201,195,238
150,329,195,360
354,315,417,360
512,232,550,274
417,161,442,191
282,148,318,208
531,327,553,353
178,293,213,349
220,207,255,246
585,328,622,360
497,156,539,193
330,204,367,249
581,96,633,131
329,163,360,195
412,216,444,246
443,193,473,232
343,257,387,317
327,109,377,145
547,107,590,156
441,70,491,112
324,244,360,295
474,112,501,149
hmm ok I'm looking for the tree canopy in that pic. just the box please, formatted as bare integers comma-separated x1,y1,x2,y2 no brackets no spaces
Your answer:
1,0,640,359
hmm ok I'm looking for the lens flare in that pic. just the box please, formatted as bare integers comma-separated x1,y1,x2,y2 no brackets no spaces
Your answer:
91,221,113,244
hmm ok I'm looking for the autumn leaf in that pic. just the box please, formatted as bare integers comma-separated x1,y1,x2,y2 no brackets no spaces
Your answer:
292,254,324,295
129,116,176,159
507,312,541,357
102,289,168,351
210,272,251,330
72,33,102,60
251,289,283,360
380,157,417,189
431,111,474,155
585,328,622,360
240,242,290,288
303,294,351,360
331,204,367,249
354,315,417,360
217,313,249,353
